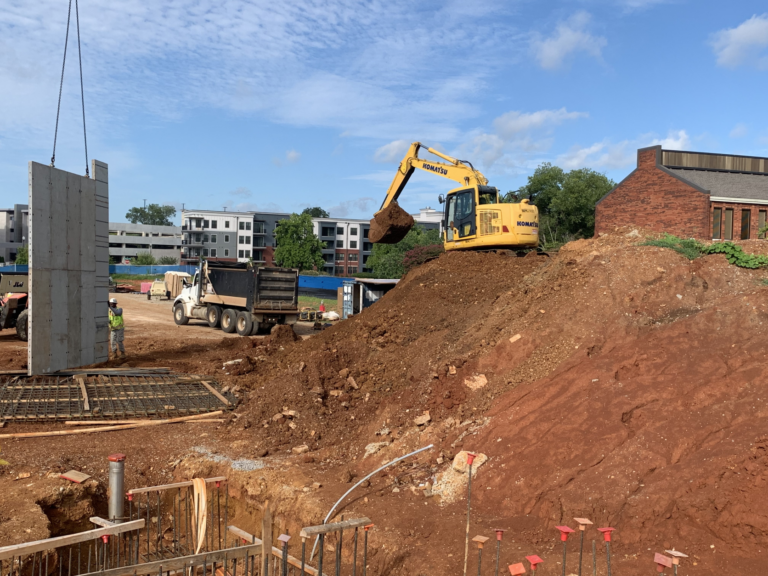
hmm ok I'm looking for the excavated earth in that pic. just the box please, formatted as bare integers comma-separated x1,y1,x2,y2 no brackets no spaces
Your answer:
4,228,768,575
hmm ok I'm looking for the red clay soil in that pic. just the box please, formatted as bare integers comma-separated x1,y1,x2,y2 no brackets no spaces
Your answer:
368,201,414,244
4,229,768,574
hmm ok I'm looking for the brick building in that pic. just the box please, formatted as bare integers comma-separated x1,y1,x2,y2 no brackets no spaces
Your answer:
596,146,768,240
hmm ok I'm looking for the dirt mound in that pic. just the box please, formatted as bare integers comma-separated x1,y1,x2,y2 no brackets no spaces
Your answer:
368,201,414,244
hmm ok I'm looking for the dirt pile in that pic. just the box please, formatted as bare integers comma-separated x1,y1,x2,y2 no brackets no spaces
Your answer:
202,228,768,574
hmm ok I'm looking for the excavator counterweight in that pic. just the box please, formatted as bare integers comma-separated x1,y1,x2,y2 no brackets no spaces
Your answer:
370,142,539,252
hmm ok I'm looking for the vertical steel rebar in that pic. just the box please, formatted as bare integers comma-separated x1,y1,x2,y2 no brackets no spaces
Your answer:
352,528,358,576
318,534,324,576
282,540,289,576
224,488,229,549
363,528,368,576
494,538,501,576
605,541,612,576
146,494,151,560
592,540,596,576
300,538,306,576
463,457,474,576
562,540,567,576
476,546,483,576
156,491,162,558
217,482,222,551
335,531,341,576
578,529,584,576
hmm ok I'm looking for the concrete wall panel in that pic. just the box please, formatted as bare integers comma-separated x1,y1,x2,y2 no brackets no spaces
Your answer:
28,161,109,374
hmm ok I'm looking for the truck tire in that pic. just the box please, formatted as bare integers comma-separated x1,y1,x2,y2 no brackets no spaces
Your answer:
207,305,222,328
173,304,189,325
221,309,237,333
236,311,253,337
16,309,29,342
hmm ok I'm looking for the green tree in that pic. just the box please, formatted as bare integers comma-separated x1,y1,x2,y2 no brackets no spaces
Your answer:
505,163,614,247
158,256,178,265
368,225,441,278
14,245,28,265
125,204,177,226
133,252,157,265
301,207,330,218
273,213,325,271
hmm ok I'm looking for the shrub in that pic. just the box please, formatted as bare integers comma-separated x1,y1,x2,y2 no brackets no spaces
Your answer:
704,242,768,268
402,243,445,273
157,256,178,265
641,234,705,260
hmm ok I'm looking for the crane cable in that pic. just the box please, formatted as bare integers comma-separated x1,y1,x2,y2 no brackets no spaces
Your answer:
51,0,89,177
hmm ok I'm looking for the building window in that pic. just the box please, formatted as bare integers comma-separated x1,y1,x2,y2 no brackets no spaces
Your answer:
254,222,265,233
210,235,217,243
347,266,357,274
245,250,251,258
325,240,334,249
239,222,245,230
246,222,251,231
363,255,369,264
363,242,372,252
322,226,334,237
336,240,343,248
724,208,734,240
335,267,345,276
203,220,209,228
324,253,334,263
239,250,244,258
245,236,251,245
348,253,358,262
336,252,345,262
225,221,230,228
203,248,209,256
203,234,209,243
337,227,343,235
350,240,357,249
363,228,369,238
712,208,722,239
350,227,357,236
759,211,767,239
741,209,751,240
224,235,230,242
210,249,217,257
253,250,262,261
253,236,265,247
195,234,202,243
212,220,218,229
224,249,230,257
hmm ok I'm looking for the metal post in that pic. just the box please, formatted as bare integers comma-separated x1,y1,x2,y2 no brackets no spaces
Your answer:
463,453,476,576
476,547,483,576
352,528,358,576
108,454,126,523
363,526,370,576
605,541,612,576
592,540,596,576
578,529,584,576
562,541,567,576
494,529,504,576
318,534,324,576
300,538,306,576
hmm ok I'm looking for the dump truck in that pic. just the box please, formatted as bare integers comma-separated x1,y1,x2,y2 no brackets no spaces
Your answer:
172,261,299,336
0,273,29,341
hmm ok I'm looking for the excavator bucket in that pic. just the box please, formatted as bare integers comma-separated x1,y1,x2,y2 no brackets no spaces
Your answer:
368,201,415,244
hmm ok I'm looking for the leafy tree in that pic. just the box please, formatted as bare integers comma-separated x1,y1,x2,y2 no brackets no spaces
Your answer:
368,225,442,278
125,204,177,226
505,163,614,247
273,213,325,271
14,245,28,265
301,207,330,218
133,252,157,265
158,256,178,265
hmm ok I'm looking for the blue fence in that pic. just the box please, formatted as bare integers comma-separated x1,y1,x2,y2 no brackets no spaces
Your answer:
0,265,28,273
109,265,197,275
298,275,353,291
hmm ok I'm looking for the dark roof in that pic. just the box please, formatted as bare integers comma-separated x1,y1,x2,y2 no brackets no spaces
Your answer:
667,168,768,202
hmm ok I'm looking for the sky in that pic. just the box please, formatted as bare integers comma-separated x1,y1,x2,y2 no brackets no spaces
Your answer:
1,0,768,224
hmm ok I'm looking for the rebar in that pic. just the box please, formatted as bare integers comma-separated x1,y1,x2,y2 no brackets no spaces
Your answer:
352,528,358,576
494,538,500,576
562,540,567,576
578,529,584,576
476,546,483,576
592,540,596,576
463,458,474,576
605,541,612,576
317,534,324,576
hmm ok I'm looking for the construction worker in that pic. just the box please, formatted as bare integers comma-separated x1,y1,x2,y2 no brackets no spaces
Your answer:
108,298,126,358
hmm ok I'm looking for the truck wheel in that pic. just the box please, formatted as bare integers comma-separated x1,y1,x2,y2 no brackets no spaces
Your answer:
207,305,222,328
173,304,189,325
16,309,29,342
236,311,253,336
221,309,237,333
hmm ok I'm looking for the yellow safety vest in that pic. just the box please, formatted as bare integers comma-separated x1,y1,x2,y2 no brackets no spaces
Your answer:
109,309,124,330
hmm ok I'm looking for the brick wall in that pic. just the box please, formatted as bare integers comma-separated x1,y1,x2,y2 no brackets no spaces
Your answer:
595,146,711,239
710,202,768,240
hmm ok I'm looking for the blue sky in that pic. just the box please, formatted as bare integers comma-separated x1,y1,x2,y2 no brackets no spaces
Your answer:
1,0,768,223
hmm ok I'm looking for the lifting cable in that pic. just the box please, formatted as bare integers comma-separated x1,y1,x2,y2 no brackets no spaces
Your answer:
51,0,89,177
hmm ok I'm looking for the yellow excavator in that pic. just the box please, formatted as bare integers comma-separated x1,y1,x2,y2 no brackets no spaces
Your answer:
369,142,539,250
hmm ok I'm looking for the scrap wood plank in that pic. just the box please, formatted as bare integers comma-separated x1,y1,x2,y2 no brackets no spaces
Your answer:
60,470,91,483
128,476,227,495
65,419,224,425
0,519,144,560
0,411,224,439
76,376,90,411
201,381,232,406
227,527,323,576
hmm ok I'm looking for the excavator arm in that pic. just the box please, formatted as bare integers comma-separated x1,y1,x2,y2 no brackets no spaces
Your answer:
370,142,490,244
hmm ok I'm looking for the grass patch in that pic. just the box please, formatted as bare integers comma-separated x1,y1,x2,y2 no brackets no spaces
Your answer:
641,234,705,260
298,295,337,312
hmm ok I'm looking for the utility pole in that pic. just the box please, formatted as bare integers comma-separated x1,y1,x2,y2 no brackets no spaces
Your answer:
143,199,147,208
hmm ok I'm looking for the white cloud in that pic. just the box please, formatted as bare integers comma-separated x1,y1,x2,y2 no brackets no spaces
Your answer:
531,12,606,70
711,14,768,68
619,0,670,10
493,108,588,139
729,123,748,138
328,197,376,218
272,150,301,167
374,140,411,163
556,130,691,170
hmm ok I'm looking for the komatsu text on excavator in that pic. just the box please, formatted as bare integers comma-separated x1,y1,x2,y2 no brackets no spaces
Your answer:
369,142,539,251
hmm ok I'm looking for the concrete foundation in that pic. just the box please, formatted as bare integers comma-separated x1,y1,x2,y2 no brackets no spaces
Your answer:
28,160,109,374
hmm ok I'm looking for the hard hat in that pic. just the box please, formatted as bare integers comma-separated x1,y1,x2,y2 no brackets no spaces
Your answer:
109,298,118,304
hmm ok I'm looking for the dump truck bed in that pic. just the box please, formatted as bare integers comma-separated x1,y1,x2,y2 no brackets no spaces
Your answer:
204,265,298,312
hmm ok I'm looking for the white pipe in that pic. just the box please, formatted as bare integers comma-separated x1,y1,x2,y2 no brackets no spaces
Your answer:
310,444,434,560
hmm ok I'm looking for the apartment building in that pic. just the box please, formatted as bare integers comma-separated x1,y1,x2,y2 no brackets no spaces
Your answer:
0,204,28,263
181,210,290,265
108,223,182,263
